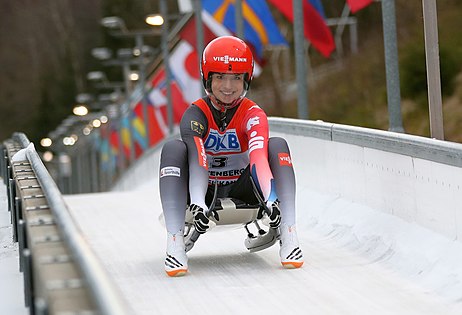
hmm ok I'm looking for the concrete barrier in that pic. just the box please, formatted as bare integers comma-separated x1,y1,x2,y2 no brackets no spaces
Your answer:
270,118,462,243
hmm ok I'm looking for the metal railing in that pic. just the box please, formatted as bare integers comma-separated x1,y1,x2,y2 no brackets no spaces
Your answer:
2,133,133,315
269,118,462,168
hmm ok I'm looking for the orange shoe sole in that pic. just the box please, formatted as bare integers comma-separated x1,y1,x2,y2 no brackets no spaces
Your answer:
282,261,304,269
166,269,188,277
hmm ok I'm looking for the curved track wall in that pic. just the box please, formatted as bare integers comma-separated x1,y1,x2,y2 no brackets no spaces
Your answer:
113,117,462,243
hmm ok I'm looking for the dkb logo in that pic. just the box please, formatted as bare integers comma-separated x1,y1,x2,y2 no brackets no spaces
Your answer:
204,129,241,153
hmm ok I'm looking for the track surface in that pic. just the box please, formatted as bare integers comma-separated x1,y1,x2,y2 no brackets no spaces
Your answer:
65,186,462,315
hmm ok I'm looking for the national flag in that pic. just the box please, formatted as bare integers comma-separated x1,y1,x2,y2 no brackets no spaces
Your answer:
131,105,148,158
127,40,198,156
148,47,194,119
99,138,111,171
109,129,119,157
268,0,335,58
125,45,192,158
120,115,132,160
202,0,287,59
109,127,123,169
147,66,190,127
346,0,373,13
98,123,112,171
132,100,166,154
168,40,202,105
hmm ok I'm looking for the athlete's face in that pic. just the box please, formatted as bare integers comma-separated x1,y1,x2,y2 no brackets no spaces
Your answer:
211,73,245,104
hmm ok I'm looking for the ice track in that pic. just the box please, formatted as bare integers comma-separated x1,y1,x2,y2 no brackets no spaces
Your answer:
64,185,462,315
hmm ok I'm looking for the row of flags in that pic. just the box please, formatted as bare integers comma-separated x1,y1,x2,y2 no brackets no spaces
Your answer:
97,0,373,173
267,0,334,57
204,0,373,59
203,0,287,59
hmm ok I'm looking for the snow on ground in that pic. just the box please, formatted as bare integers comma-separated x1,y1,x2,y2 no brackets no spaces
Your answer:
0,180,28,315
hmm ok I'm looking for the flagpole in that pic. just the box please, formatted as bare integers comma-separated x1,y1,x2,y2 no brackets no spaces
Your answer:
235,0,244,39
135,34,151,150
422,0,444,140
194,0,205,97
381,0,404,133
160,0,174,135
293,0,308,119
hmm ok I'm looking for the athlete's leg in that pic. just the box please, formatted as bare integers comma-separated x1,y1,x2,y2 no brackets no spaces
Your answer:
159,139,189,234
159,139,189,276
268,137,304,268
268,137,296,226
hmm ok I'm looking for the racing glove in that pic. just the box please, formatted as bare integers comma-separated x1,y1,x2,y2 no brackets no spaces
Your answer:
267,199,281,229
190,204,210,234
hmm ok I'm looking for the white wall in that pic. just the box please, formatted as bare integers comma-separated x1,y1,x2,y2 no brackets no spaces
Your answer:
276,132,462,242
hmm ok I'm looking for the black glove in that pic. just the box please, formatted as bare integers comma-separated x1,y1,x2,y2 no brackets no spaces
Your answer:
267,200,281,229
190,204,210,234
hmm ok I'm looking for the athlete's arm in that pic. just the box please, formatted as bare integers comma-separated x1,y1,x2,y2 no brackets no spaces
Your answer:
180,104,210,210
244,107,278,204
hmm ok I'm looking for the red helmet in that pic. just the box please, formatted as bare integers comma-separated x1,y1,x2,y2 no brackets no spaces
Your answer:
201,36,254,96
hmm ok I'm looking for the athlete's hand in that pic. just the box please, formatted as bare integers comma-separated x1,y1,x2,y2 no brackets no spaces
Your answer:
267,200,281,229
190,204,210,234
